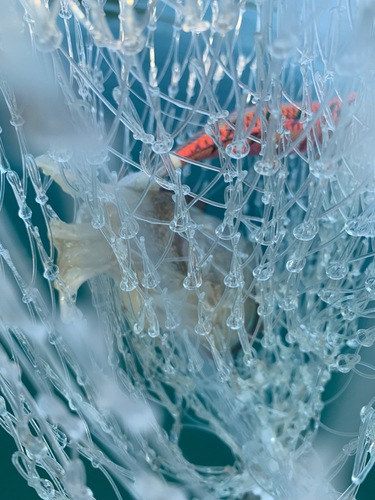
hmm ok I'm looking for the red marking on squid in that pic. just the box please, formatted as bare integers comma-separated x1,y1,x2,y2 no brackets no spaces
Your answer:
172,93,356,167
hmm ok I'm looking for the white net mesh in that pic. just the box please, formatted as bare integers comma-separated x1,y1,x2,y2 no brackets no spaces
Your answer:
1,1,375,499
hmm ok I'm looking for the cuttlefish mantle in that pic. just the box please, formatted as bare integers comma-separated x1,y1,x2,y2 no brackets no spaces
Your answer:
36,154,255,345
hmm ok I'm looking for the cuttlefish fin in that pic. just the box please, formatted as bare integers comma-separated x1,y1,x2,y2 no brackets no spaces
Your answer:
50,219,118,317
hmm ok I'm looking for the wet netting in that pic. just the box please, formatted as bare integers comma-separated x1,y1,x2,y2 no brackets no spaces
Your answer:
1,1,375,499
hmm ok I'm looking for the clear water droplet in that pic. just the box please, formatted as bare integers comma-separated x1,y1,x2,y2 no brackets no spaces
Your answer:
254,159,281,176
253,263,274,281
293,221,318,241
326,263,348,280
286,258,306,273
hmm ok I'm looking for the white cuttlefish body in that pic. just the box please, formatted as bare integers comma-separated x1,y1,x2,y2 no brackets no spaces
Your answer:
36,155,255,348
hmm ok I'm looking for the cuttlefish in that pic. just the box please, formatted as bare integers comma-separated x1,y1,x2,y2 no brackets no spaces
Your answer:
36,154,255,350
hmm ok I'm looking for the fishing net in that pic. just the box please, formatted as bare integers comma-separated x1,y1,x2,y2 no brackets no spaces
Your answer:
0,1,375,499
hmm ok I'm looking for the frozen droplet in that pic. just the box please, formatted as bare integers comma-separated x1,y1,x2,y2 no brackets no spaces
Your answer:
59,7,72,19
132,132,155,145
10,115,25,128
119,218,139,239
43,263,59,281
91,208,105,229
254,159,281,176
326,263,348,280
357,329,375,347
187,358,203,373
226,314,242,330
36,192,48,205
261,333,275,348
318,289,338,304
121,34,146,55
169,171,191,233
165,314,180,330
293,221,318,241
286,258,306,273
225,140,250,159
243,348,257,367
345,218,361,236
148,325,160,338
215,218,236,240
341,304,356,321
254,224,278,246
183,272,202,290
88,150,109,166
112,86,121,104
49,148,73,163
285,331,296,343
253,263,274,281
261,191,272,205
120,276,137,292
257,302,274,316
336,353,360,373
360,405,373,423
152,135,174,154
182,17,210,33
195,320,212,335
142,274,160,289
18,204,32,221
278,297,296,311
